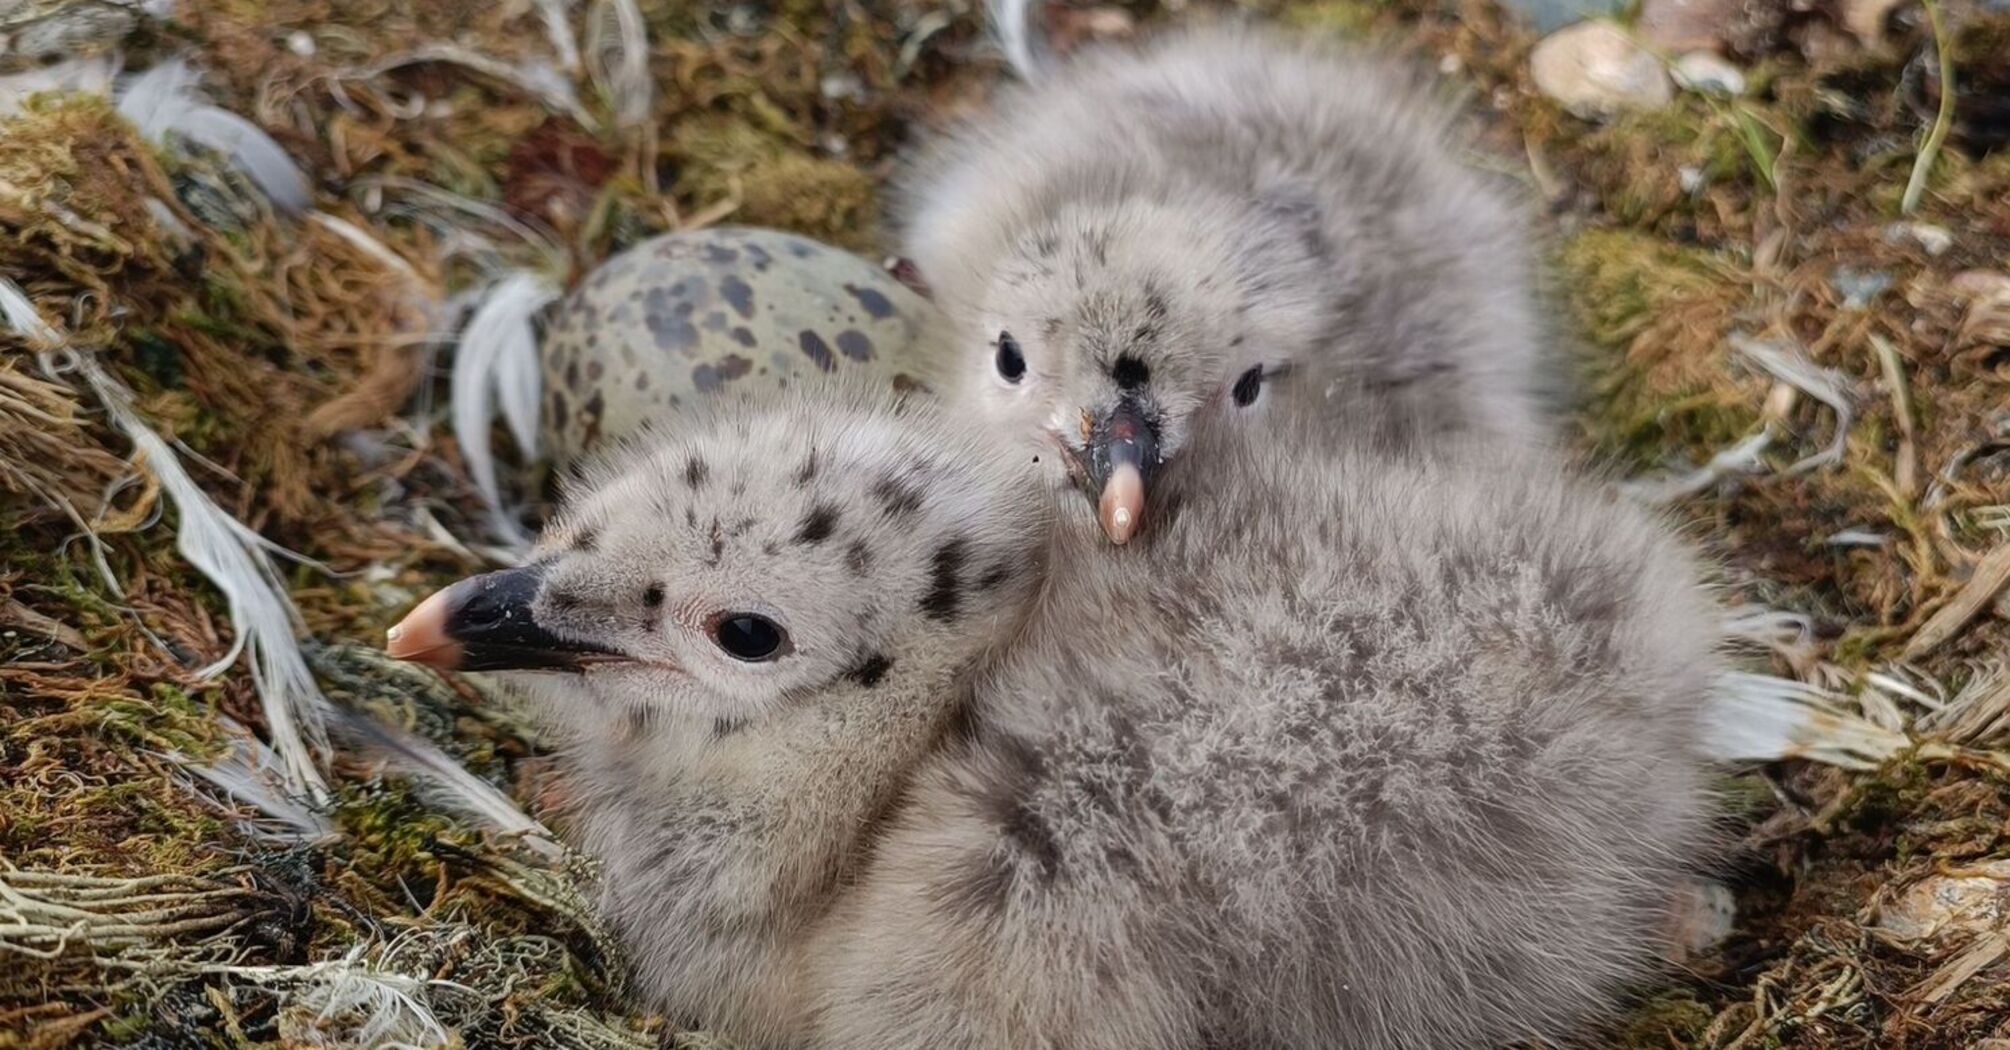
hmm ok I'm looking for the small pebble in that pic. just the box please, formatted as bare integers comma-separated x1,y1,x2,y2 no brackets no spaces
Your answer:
1886,222,1954,257
1530,21,1673,119
1678,166,1705,193
1671,51,1746,96
287,31,316,57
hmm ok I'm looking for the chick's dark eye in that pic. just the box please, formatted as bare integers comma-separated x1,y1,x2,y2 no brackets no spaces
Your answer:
713,614,788,662
1231,366,1264,407
995,332,1026,383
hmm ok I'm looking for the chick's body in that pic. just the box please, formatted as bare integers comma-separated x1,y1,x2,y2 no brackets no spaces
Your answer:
402,388,1716,1049
814,418,1720,1049
902,25,1555,537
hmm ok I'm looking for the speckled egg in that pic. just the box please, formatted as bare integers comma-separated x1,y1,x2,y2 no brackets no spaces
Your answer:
540,226,943,465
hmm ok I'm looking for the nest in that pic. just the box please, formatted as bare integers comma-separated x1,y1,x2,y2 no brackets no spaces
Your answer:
3,0,2010,1046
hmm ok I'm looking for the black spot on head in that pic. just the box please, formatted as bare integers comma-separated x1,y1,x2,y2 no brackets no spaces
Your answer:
1143,285,1170,321
643,584,664,608
1112,355,1150,390
793,450,819,486
872,474,923,519
684,456,708,489
921,537,967,622
573,525,598,552
844,653,893,688
977,563,1010,592
795,502,839,545
799,330,836,372
846,540,873,577
730,326,757,348
713,716,747,738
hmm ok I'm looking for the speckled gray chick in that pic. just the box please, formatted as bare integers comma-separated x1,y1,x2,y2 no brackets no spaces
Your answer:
899,22,1559,541
540,226,941,465
390,383,1720,1050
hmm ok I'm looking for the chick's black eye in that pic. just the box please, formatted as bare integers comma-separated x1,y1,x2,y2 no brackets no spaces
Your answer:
1231,366,1264,407
713,614,788,662
995,332,1026,383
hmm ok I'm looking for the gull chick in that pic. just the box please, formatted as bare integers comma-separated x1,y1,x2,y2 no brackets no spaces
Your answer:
389,385,1718,1049
899,20,1555,542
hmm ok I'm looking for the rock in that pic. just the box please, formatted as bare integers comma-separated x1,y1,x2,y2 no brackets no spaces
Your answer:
1672,51,1746,96
1873,861,2010,945
1498,0,1628,33
1886,222,1955,257
1530,22,1673,119
1840,0,1906,48
539,227,944,466
1663,880,1737,965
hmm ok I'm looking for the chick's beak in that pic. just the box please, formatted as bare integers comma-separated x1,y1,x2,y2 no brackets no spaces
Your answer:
386,565,624,673
1084,399,1159,545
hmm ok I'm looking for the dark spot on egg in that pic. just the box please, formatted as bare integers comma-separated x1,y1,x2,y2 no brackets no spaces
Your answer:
843,283,896,319
799,330,836,372
720,274,755,319
835,329,874,361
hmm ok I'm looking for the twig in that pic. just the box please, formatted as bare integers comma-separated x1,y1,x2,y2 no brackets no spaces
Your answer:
1901,0,1956,215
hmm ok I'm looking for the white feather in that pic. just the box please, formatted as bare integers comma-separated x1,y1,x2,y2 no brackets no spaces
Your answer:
0,278,61,348
1622,430,1773,503
0,54,120,117
333,711,563,860
989,0,1047,80
535,0,584,72
1705,671,1907,769
117,58,311,214
1730,332,1858,475
179,718,338,844
451,270,560,546
221,946,461,1050
74,353,333,799
7,277,332,800
585,0,652,129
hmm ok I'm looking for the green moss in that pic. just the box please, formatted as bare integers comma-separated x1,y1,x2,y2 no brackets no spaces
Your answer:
668,118,877,251
1618,993,1714,1048
1279,0,1385,38
1556,229,1758,467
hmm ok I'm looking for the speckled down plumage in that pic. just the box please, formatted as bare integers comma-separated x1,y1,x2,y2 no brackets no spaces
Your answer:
539,227,942,464
460,381,1721,1050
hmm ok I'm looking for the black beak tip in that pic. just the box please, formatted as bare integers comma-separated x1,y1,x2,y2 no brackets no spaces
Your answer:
388,566,622,673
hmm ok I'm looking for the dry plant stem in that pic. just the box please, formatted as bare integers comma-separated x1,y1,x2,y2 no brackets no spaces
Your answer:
1901,0,1956,215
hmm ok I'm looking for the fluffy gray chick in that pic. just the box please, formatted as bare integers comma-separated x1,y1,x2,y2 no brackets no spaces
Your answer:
898,20,1556,543
389,385,1719,1049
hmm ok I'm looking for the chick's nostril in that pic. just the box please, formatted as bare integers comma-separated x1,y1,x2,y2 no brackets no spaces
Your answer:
1112,355,1150,390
